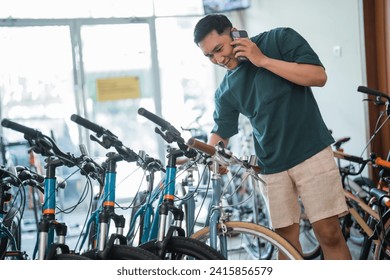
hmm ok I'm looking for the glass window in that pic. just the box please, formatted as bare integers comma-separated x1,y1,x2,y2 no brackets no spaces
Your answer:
155,17,216,141
0,0,209,19
154,0,204,16
0,0,154,19
0,26,81,201
0,26,78,152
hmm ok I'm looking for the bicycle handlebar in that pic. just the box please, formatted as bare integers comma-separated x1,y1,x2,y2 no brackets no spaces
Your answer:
187,137,262,174
70,114,106,136
1,118,83,167
357,86,390,101
333,150,365,164
138,107,171,130
71,114,147,164
138,107,185,143
334,150,390,176
137,107,197,158
1,118,41,138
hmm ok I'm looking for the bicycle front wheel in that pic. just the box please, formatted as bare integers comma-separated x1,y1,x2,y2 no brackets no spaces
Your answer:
140,236,225,260
52,253,92,260
82,244,161,260
191,221,303,260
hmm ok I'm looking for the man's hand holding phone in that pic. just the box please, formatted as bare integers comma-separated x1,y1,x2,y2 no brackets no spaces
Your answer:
231,30,268,67
231,30,249,61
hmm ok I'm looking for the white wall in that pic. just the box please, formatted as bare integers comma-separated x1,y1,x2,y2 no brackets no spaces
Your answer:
231,0,369,161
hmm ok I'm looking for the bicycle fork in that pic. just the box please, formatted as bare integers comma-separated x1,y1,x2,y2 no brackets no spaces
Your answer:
97,152,126,251
209,160,228,257
37,157,68,260
154,149,186,256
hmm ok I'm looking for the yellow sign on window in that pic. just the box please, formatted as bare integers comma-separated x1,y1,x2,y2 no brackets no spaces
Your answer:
96,76,140,101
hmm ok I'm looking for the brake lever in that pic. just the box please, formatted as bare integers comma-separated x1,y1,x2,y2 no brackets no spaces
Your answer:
90,134,111,149
155,127,175,143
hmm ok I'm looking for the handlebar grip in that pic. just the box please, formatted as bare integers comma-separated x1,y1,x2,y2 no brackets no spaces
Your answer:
375,157,390,169
1,118,40,138
70,114,105,135
187,138,216,156
357,86,389,100
138,107,170,129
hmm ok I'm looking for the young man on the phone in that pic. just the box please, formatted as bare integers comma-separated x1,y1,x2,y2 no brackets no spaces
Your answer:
193,14,351,259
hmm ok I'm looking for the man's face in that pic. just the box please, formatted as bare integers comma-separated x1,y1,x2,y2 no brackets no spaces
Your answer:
198,29,240,70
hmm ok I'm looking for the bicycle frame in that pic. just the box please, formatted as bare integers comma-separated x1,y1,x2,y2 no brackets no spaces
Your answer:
127,156,210,246
126,176,164,244
79,152,126,251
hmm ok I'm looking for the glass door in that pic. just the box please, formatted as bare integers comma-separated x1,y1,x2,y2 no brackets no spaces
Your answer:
0,26,77,151
80,23,160,199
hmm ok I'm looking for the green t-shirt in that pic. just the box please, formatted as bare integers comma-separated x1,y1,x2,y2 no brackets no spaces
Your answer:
211,27,334,174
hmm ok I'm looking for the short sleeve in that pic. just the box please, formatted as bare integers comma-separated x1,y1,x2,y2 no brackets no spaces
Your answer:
210,88,240,139
278,27,324,67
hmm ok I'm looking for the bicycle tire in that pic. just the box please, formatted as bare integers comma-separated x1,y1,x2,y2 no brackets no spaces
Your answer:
82,244,161,260
140,236,226,260
191,221,303,260
51,253,92,260
373,211,390,260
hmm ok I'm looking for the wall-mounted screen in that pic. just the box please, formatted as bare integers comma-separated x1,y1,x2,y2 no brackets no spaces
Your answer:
203,0,250,14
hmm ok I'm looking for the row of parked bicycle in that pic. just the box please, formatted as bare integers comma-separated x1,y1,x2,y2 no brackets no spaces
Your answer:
0,85,389,260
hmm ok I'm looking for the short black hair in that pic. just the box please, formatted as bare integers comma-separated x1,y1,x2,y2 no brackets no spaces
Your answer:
193,14,233,45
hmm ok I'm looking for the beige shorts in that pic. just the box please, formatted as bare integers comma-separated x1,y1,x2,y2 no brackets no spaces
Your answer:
258,146,348,229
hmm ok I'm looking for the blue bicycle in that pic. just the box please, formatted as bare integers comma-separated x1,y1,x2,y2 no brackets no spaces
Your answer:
2,118,158,260
71,113,223,260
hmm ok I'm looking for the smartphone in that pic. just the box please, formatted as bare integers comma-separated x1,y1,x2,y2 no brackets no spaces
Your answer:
231,30,248,40
231,30,249,61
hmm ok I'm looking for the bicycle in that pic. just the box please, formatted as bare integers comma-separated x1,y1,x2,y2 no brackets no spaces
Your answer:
334,149,390,259
0,165,33,259
186,137,303,260
69,114,167,260
333,85,390,259
297,135,377,260
72,112,223,260
0,118,97,259
1,118,160,260
133,108,226,259
222,116,271,227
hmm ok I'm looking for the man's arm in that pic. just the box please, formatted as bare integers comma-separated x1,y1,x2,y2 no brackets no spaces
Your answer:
254,58,327,87
208,133,229,147
208,133,229,174
232,38,327,87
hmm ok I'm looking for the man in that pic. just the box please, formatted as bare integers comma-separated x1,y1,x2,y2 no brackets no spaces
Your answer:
193,14,351,259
